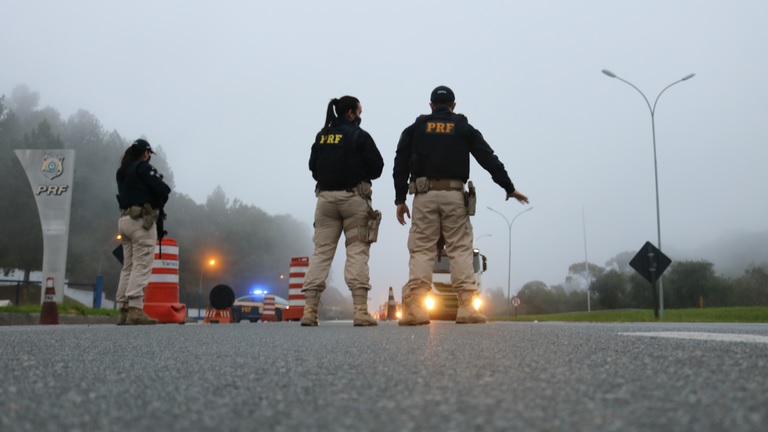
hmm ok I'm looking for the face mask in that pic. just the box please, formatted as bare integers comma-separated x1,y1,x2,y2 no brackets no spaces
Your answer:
354,116,362,126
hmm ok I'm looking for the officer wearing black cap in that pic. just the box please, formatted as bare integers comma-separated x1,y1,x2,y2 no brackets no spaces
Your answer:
114,139,171,325
393,85,529,325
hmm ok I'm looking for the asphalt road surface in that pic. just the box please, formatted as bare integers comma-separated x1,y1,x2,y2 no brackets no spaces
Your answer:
1,320,767,432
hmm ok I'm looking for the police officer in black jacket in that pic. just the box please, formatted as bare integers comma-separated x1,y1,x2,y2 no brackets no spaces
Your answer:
301,96,384,327
393,86,529,325
115,139,171,325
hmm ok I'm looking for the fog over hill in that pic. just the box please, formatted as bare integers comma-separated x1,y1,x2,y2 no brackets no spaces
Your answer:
673,231,768,278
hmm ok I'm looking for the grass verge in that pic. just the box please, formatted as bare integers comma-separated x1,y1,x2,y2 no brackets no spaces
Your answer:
0,301,118,317
492,307,768,323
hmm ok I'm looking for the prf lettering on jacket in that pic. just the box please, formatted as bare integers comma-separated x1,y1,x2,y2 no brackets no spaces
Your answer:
320,134,343,144
425,121,455,134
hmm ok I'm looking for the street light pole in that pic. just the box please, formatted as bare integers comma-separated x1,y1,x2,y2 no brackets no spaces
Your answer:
198,267,204,319
487,206,534,316
198,259,215,319
602,69,695,318
474,234,492,244
582,207,591,313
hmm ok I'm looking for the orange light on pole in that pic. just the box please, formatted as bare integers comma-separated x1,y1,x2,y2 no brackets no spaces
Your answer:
198,258,217,318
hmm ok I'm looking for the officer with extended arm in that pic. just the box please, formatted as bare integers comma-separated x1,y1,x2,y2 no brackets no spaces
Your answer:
393,86,529,325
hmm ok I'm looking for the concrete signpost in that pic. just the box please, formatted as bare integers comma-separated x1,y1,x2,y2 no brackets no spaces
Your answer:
15,150,75,304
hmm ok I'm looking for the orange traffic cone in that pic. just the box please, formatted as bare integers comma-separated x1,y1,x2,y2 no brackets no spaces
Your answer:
39,277,59,325
386,286,397,321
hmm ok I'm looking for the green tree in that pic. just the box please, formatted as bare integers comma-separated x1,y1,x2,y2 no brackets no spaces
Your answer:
62,110,126,284
663,260,730,308
565,289,589,312
567,261,606,291
591,270,629,309
9,85,40,119
568,261,605,280
0,97,34,277
8,85,64,135
605,251,636,273
731,266,768,306
518,280,555,315
626,272,653,308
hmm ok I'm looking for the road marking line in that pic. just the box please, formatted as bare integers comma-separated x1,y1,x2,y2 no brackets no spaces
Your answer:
620,331,768,344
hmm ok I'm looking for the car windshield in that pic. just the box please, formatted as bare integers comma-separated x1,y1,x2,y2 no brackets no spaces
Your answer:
234,294,288,304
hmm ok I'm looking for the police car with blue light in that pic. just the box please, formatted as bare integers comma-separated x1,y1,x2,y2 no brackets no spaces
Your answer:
231,290,289,322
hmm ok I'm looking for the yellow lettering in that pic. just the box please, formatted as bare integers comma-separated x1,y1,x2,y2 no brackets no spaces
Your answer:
320,134,344,144
426,122,455,134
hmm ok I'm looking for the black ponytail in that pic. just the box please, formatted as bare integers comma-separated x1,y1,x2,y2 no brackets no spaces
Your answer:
322,96,360,131
116,143,144,182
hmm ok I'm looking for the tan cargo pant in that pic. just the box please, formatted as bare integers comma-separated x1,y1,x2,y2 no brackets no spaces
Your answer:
116,215,157,309
406,190,477,294
302,190,373,293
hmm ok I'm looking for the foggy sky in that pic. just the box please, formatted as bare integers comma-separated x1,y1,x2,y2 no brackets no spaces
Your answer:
3,0,767,305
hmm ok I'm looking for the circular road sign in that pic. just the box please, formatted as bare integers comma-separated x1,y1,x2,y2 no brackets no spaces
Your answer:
511,296,521,308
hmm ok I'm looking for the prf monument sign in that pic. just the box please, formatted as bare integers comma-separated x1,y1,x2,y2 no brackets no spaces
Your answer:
15,150,76,304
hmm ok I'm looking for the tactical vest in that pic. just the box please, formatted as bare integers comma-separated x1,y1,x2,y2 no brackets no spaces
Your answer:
117,161,156,209
410,112,471,181
313,124,365,191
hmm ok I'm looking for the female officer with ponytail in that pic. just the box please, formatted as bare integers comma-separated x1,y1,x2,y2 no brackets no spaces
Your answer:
300,96,384,327
115,139,171,325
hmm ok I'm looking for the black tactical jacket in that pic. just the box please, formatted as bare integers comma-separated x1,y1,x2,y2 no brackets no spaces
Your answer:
117,160,171,210
393,107,515,204
309,120,384,191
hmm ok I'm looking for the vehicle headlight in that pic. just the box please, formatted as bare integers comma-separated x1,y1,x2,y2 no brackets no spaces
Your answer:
473,297,482,311
425,295,435,310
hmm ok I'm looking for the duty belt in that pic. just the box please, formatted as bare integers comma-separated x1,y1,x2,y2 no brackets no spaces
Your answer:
121,205,148,217
426,179,464,191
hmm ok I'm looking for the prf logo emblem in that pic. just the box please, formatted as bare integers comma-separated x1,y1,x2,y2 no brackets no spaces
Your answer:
41,153,65,180
319,134,343,144
426,122,455,134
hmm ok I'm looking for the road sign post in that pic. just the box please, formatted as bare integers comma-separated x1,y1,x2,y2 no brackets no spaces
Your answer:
511,296,521,318
629,241,671,319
